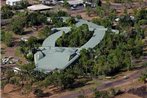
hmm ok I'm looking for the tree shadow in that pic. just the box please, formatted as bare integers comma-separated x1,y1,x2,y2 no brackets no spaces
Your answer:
68,78,94,90
23,30,33,35
42,92,52,97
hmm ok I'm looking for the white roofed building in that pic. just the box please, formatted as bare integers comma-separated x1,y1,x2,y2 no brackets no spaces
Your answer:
6,0,22,6
41,0,57,5
27,4,53,11
67,0,84,5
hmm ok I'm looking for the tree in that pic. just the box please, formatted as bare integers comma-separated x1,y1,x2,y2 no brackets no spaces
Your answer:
119,15,134,27
4,69,15,83
2,31,13,47
94,90,109,98
86,6,92,16
11,16,26,34
1,5,13,19
131,37,143,58
96,0,102,6
92,18,102,25
57,10,68,16
48,70,76,89
51,17,65,27
20,63,35,72
27,36,38,49
139,70,147,84
95,6,104,17
101,17,112,27
63,0,70,8
136,8,147,21
66,17,76,26
38,26,51,39
76,15,82,19
33,89,44,97
123,52,132,70
1,80,8,90
12,0,29,10
27,12,47,26
19,0,29,8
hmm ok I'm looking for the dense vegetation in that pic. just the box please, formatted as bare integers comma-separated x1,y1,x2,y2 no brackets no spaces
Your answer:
56,24,94,47
10,12,47,35
18,36,42,61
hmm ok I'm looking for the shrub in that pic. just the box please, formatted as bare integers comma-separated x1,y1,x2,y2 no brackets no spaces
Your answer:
2,31,13,47
1,5,14,19
33,89,44,97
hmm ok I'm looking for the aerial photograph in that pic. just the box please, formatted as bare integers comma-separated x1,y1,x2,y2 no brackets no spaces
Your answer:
1,0,147,98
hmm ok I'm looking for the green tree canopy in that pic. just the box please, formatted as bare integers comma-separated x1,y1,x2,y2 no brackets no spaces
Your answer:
1,31,13,47
26,12,47,26
38,26,51,39
1,5,14,19
56,24,93,47
11,16,26,34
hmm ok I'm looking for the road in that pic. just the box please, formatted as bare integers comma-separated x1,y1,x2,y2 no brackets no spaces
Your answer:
51,67,146,98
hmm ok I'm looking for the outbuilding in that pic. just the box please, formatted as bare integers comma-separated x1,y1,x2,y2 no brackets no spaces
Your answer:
6,0,22,6
41,0,57,5
27,4,53,11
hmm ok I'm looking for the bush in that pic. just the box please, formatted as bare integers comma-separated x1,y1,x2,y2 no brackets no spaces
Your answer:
136,8,147,21
38,26,51,39
1,80,8,89
2,31,13,47
11,0,29,10
9,77,20,85
26,53,34,62
143,62,147,67
57,10,68,16
51,17,66,27
34,89,44,97
138,19,147,25
92,17,112,27
92,18,102,25
27,12,47,26
63,0,70,8
119,15,134,27
94,91,109,98
76,15,82,19
1,5,14,19
27,36,38,49
11,16,26,34
66,17,76,26
20,63,35,71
